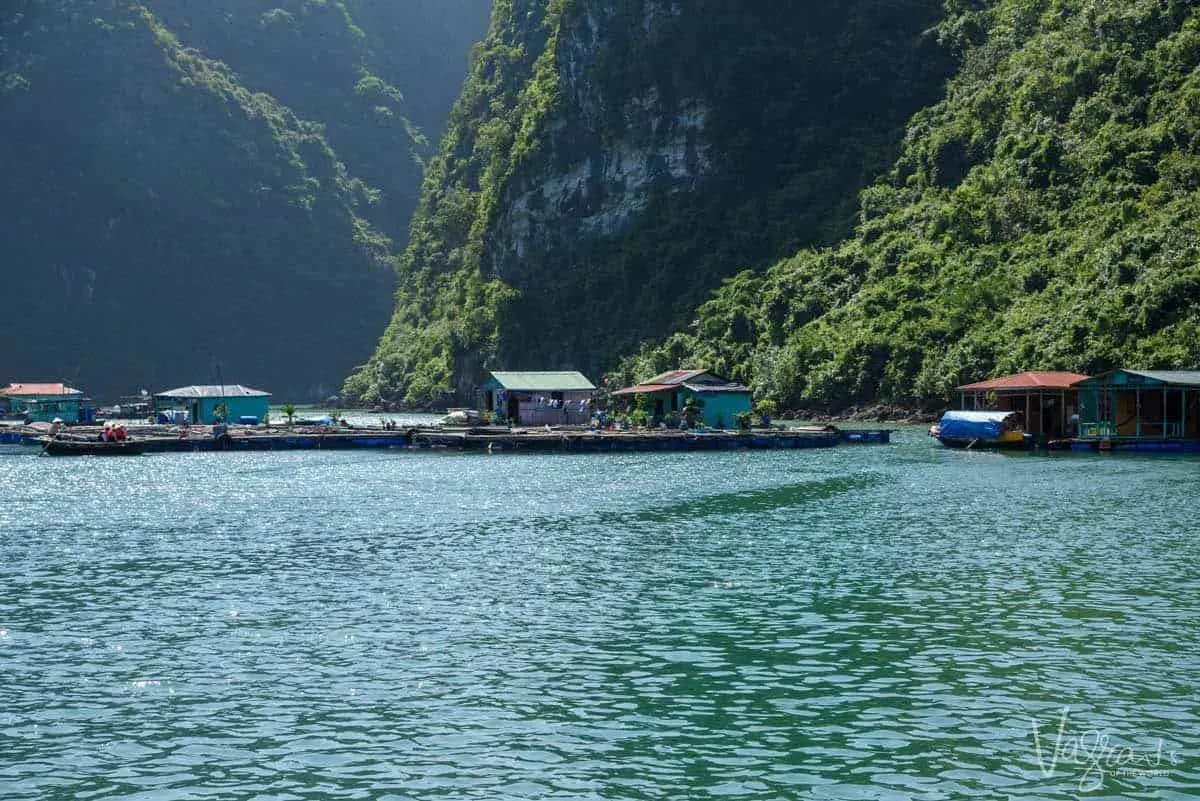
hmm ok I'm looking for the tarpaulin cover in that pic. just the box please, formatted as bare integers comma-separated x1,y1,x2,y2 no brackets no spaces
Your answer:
937,410,1016,440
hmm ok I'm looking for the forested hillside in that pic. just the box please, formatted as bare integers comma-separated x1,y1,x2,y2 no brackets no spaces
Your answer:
0,0,489,400
345,0,952,405
620,0,1200,411
349,0,1200,413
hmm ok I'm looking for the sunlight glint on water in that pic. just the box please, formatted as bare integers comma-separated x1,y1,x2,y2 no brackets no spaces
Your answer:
0,431,1197,799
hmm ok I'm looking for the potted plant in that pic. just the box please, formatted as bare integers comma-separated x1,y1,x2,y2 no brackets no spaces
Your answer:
682,396,704,428
755,399,778,426
629,393,650,428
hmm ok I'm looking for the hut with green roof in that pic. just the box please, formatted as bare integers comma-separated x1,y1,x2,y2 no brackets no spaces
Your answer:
476,371,596,426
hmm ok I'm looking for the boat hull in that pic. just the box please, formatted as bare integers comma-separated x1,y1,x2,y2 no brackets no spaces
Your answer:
936,435,1032,450
40,438,146,456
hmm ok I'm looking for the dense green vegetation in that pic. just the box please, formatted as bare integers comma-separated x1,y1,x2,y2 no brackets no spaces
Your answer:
346,0,951,405
351,0,1200,413
0,0,488,399
620,0,1200,410
11,0,1193,409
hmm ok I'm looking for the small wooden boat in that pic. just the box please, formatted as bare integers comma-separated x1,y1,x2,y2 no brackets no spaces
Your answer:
38,437,146,456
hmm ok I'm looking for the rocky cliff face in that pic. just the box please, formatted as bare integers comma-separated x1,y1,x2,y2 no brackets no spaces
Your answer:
347,0,951,405
499,5,712,256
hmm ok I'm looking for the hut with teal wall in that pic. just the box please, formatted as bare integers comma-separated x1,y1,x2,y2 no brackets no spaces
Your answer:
1075,369,1200,440
613,370,753,428
154,385,271,425
0,382,85,423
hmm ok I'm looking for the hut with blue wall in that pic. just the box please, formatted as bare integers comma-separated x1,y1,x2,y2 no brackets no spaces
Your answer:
613,370,752,428
0,382,85,423
154,385,271,425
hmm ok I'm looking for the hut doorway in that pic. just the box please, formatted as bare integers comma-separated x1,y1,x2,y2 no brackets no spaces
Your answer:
506,394,520,425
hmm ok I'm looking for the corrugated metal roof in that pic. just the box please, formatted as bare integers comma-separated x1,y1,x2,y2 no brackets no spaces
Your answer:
957,371,1091,391
155,385,271,398
1076,369,1200,388
645,369,711,386
0,382,83,397
1121,369,1200,387
485,371,595,391
613,380,750,395
611,384,674,396
683,382,751,394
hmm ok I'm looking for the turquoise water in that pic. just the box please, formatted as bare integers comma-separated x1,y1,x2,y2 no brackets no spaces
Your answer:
1,431,1196,799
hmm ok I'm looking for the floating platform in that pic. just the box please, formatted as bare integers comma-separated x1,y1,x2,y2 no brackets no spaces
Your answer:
1047,437,1200,453
412,426,878,452
8,424,894,455
138,431,416,453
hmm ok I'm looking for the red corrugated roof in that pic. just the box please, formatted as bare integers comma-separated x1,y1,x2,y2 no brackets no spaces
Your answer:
957,371,1091,391
0,382,83,397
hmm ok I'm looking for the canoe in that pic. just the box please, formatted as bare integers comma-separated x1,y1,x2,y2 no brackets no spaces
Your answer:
39,438,146,456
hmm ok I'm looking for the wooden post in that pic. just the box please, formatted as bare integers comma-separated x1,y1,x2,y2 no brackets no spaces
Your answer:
1163,388,1168,439
1135,390,1141,438
1104,388,1113,438
1026,392,1031,433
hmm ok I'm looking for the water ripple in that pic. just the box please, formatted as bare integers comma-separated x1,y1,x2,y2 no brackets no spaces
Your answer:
0,435,1196,799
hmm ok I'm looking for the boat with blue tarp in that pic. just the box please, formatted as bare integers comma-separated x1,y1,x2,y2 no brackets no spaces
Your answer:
931,410,1031,449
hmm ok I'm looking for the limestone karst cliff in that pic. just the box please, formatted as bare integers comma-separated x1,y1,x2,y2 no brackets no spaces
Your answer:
354,0,1200,412
345,0,950,405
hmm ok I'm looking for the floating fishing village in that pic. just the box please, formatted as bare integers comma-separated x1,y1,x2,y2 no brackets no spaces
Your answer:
0,371,889,456
4,365,1200,456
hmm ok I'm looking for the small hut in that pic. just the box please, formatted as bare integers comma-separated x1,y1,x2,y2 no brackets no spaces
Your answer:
476,371,596,426
613,369,752,428
1074,369,1200,441
154,385,271,425
0,382,85,423
956,371,1089,437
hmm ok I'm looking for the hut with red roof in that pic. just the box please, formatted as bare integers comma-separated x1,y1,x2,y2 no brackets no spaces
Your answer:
0,382,85,423
613,369,752,428
956,371,1090,438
